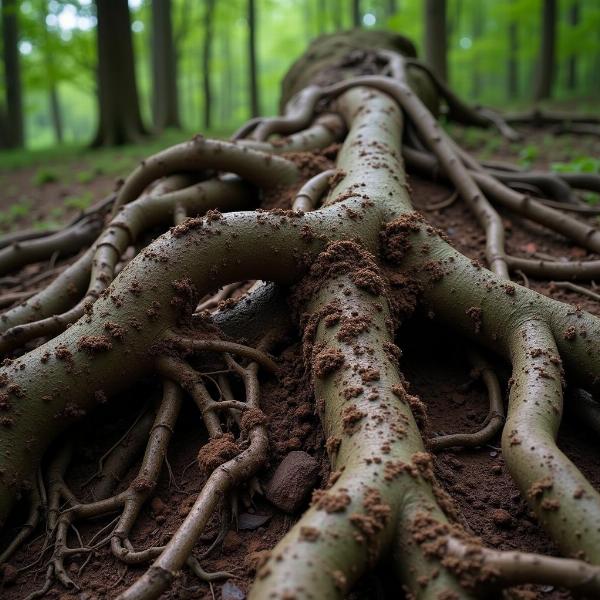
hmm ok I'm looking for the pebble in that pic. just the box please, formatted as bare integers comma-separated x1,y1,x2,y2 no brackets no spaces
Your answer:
222,580,246,600
264,451,319,513
491,508,512,528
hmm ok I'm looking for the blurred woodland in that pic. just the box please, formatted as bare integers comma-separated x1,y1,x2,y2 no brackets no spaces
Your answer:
0,0,598,150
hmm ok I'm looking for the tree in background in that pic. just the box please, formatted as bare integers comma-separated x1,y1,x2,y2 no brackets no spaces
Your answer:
566,0,580,91
507,9,519,98
424,0,447,82
248,0,259,117
202,0,216,129
534,0,556,101
92,0,146,146
39,0,63,144
152,0,180,131
471,1,483,97
1,0,24,149
352,0,361,27
386,0,398,19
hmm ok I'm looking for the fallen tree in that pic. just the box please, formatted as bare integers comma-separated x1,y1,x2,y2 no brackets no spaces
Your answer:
1,30,600,599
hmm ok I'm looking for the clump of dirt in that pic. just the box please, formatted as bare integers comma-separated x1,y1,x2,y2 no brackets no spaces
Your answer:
197,433,240,474
313,346,345,378
312,488,351,513
77,335,112,354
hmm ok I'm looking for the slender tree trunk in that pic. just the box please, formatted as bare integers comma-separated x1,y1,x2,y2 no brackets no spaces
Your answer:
566,0,580,91
305,0,313,40
317,0,325,35
507,20,519,98
220,23,232,127
202,0,215,130
534,0,556,101
152,0,180,130
40,1,63,144
48,87,63,144
248,0,260,117
333,0,343,30
386,0,398,18
92,0,146,147
424,0,447,83
352,0,361,27
1,0,24,148
471,2,483,98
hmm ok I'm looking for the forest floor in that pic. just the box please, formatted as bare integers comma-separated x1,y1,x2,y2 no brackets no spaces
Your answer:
0,122,599,600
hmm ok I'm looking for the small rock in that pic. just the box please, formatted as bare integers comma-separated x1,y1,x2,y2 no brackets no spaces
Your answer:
491,464,502,475
68,562,79,574
222,580,246,600
150,496,165,515
2,564,17,585
491,508,512,528
264,451,319,513
238,512,271,530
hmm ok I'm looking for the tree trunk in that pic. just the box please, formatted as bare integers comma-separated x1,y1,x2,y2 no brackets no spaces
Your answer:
352,0,361,27
40,1,63,144
48,87,63,144
471,2,483,98
424,0,447,83
333,0,343,30
386,0,398,18
92,0,146,147
534,0,556,101
248,0,260,117
219,22,233,127
152,0,180,131
202,0,215,130
566,0,579,91
1,0,24,148
507,20,519,98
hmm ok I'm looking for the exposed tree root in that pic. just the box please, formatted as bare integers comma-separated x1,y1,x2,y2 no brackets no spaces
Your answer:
1,29,600,600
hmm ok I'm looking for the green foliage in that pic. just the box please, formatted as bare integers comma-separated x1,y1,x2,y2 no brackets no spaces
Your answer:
551,156,600,174
33,166,60,185
1,0,599,153
0,199,33,227
518,144,540,168
63,191,93,210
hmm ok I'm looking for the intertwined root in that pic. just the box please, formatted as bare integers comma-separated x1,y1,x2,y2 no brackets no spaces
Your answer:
1,30,600,599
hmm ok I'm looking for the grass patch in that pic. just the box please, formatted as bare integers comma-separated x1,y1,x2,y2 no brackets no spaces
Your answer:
33,167,60,186
64,191,94,211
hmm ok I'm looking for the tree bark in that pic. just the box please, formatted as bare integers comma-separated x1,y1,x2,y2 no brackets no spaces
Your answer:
386,0,398,18
507,19,519,98
424,0,447,83
1,0,24,148
92,0,146,147
566,0,579,91
40,1,63,144
352,0,361,27
202,0,215,130
248,0,260,117
471,1,483,98
152,0,180,131
219,21,233,127
534,0,556,101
